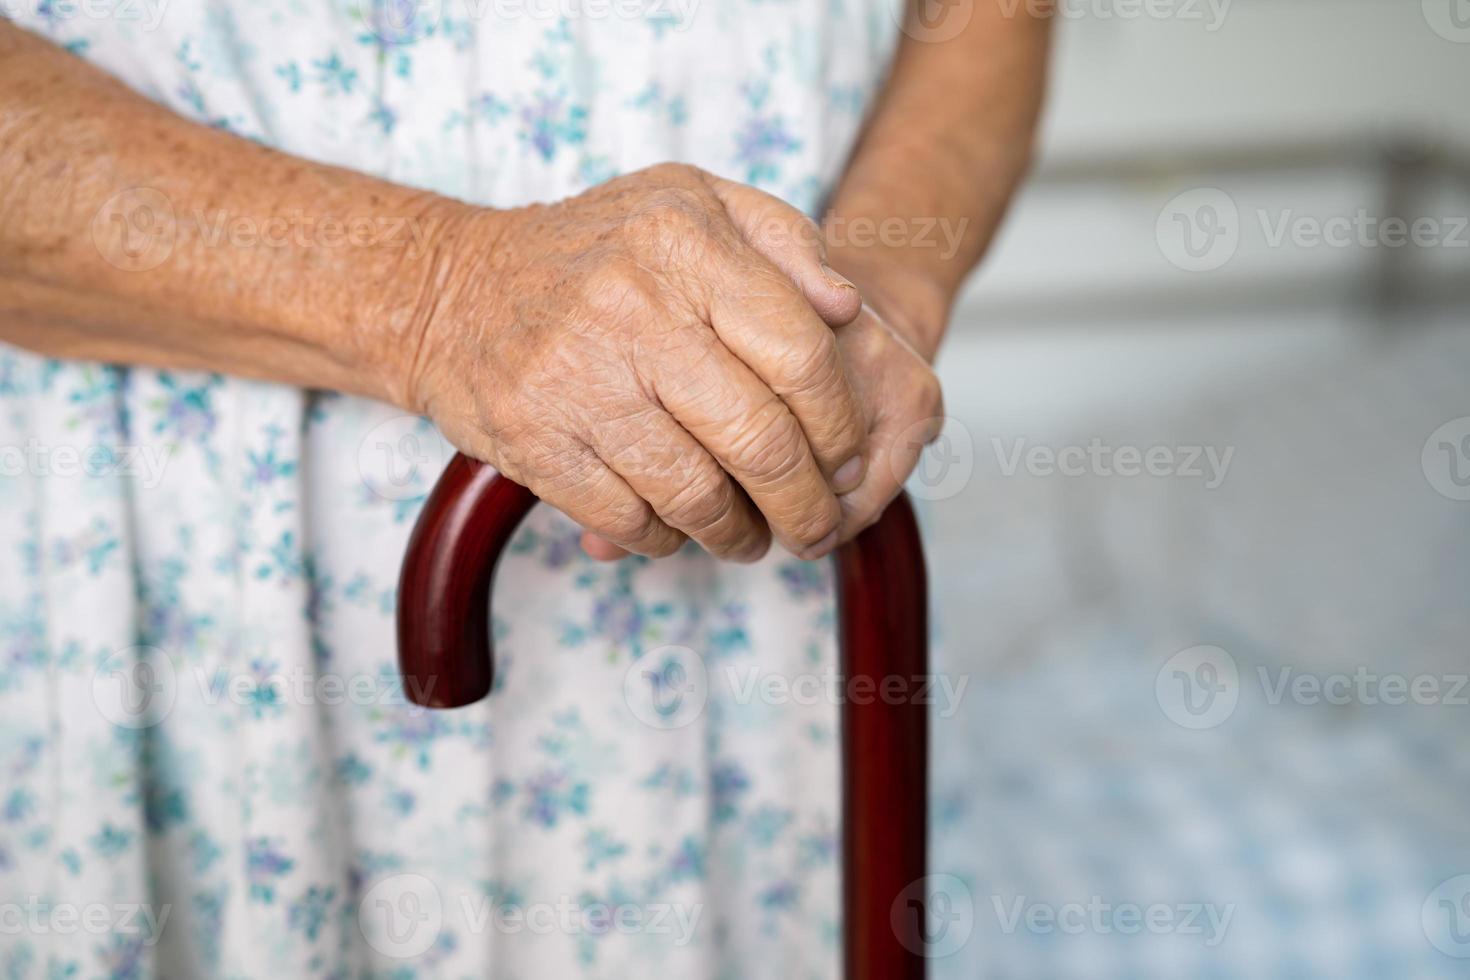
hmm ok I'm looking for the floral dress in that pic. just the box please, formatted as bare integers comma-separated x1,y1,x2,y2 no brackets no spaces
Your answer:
0,3,902,978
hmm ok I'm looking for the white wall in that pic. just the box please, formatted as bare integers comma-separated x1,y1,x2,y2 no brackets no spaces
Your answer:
1038,0,1470,158
956,0,1470,312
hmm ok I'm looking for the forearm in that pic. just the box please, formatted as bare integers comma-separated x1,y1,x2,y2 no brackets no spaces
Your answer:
0,21,475,406
825,0,1052,358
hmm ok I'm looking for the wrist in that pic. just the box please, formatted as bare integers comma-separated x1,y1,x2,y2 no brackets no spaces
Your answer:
343,195,507,414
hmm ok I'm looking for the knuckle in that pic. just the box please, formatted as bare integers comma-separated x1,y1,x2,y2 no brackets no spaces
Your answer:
512,436,583,489
830,419,867,464
641,532,685,559
644,185,706,217
899,364,946,417
728,403,807,485
581,254,659,319
790,506,840,549
815,407,867,468
633,188,715,250
779,330,843,396
598,499,663,547
661,471,735,535
724,518,770,558
752,208,822,257
715,531,769,563
912,368,944,419
644,161,706,185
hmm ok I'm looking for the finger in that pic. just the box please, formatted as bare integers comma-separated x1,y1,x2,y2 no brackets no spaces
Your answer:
650,329,845,560
837,376,944,538
706,256,869,493
507,442,687,559
704,174,863,328
582,532,631,561
590,404,772,562
836,420,916,540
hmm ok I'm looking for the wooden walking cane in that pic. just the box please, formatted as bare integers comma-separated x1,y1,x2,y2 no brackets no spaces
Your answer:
397,453,929,979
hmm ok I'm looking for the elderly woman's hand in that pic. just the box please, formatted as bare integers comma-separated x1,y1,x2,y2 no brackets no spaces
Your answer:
398,163,877,563
575,249,947,563
2,22,966,567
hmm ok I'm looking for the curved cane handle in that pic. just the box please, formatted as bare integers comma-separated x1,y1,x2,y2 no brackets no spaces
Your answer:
395,454,538,707
396,453,928,979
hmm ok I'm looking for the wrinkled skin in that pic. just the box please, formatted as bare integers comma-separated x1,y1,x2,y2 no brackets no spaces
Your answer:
403,163,944,563
5,3,1048,567
580,296,946,562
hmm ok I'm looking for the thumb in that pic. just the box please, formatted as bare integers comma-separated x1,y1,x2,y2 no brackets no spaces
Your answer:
704,174,863,328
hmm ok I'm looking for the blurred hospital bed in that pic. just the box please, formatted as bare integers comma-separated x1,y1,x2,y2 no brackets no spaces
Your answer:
917,5,1470,971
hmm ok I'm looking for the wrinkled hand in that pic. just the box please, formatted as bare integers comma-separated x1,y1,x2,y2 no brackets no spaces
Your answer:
580,253,948,561
401,163,879,562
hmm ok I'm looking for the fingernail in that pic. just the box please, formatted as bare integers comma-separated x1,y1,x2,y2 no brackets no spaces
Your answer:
821,263,856,291
833,456,865,494
800,529,840,561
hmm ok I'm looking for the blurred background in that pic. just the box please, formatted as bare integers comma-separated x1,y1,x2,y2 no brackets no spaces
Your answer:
920,1,1470,976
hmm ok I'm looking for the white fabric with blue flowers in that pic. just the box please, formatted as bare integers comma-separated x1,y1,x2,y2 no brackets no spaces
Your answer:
0,3,903,977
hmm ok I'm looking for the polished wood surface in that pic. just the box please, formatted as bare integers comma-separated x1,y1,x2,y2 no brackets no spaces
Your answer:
398,453,928,978
835,492,928,980
395,454,538,708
